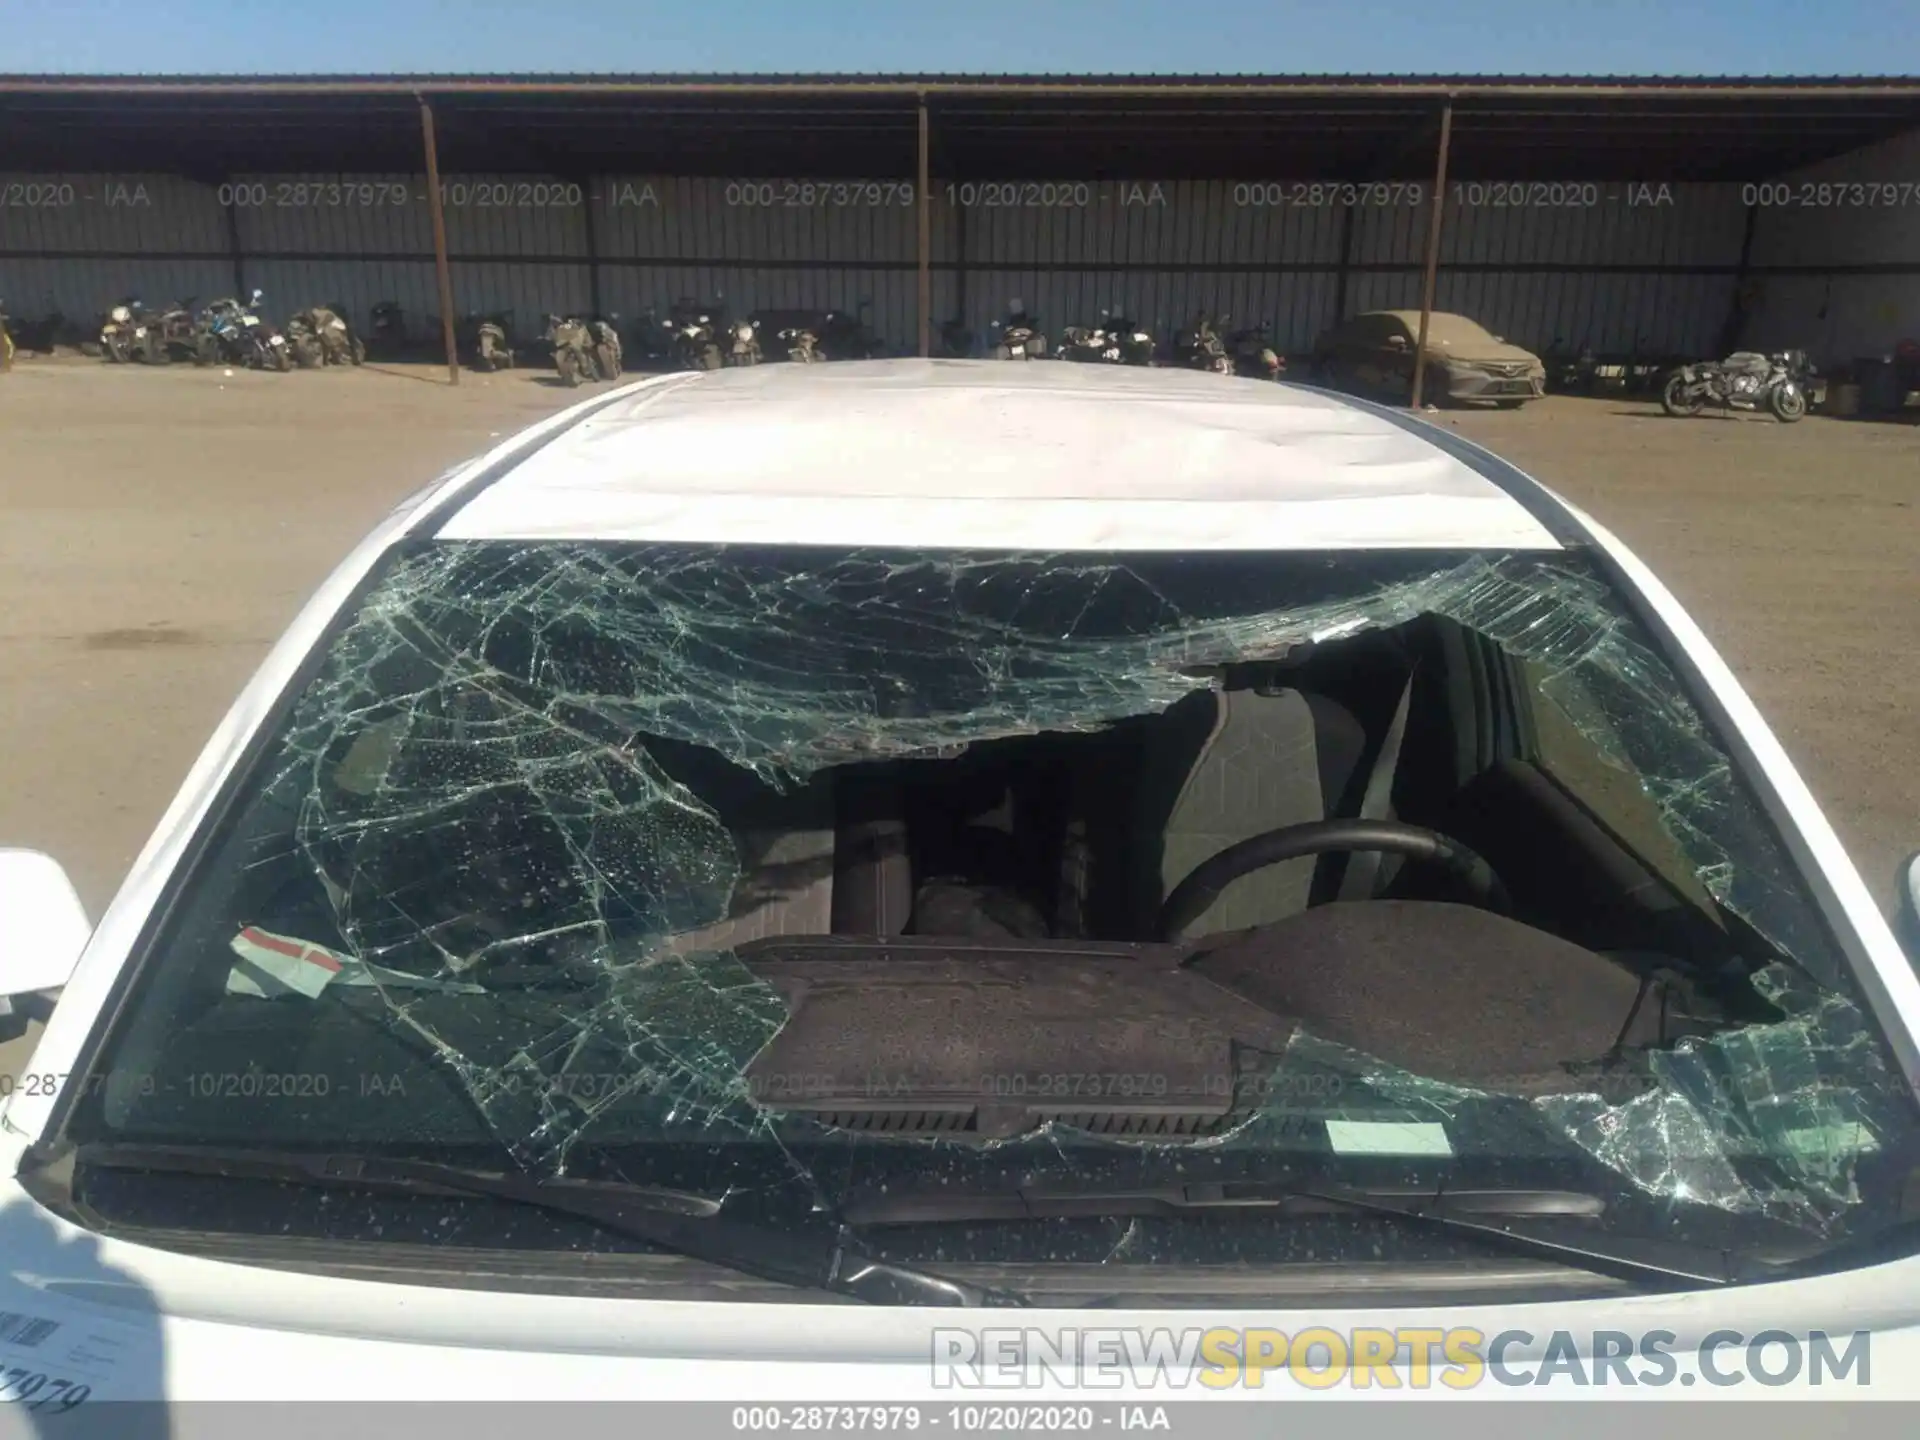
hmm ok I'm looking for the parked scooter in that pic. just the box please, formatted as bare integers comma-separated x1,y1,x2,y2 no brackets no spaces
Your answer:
1227,323,1286,380
988,300,1048,360
1660,348,1814,423
544,315,600,387
461,312,515,372
1173,313,1234,375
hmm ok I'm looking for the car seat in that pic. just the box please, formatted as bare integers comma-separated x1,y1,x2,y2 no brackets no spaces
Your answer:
1134,682,1369,940
655,771,839,956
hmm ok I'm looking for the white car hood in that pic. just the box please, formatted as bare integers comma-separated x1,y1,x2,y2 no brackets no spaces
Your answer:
435,363,1563,552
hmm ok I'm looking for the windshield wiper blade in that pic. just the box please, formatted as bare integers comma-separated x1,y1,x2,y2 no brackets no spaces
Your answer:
844,1182,1609,1227
1287,1182,1777,1290
59,1143,1024,1308
844,1178,1782,1291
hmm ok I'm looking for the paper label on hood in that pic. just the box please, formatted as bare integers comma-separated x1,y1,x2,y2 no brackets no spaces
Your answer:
0,1269,168,1407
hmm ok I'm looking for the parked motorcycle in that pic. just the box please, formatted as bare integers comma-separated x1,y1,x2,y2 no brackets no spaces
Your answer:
201,290,292,371
779,324,822,363
284,312,326,369
937,317,975,358
1059,319,1117,364
1111,316,1156,366
1173,313,1234,375
292,305,365,367
622,309,676,370
368,301,409,360
1227,324,1286,380
988,300,1048,360
1660,349,1814,423
723,318,762,367
99,298,156,364
545,315,601,388
588,315,623,380
1061,309,1155,366
663,300,726,371
817,303,885,361
3,301,63,357
148,300,209,364
1544,337,1600,395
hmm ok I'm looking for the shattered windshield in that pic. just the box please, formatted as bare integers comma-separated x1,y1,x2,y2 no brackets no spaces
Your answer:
67,542,1919,1270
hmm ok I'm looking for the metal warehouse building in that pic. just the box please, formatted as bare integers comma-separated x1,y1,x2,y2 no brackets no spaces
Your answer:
3,73,1919,373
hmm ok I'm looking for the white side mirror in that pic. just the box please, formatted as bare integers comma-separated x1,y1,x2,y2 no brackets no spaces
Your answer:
0,850,88,1029
1897,851,1920,964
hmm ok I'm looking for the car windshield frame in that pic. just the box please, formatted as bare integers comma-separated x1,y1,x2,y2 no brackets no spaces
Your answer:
33,537,1920,1273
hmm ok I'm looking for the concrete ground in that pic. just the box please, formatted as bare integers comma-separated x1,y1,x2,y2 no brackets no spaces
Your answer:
1,355,1915,1077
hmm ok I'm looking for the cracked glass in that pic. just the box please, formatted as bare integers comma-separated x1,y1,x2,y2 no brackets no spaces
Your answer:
77,542,1916,1246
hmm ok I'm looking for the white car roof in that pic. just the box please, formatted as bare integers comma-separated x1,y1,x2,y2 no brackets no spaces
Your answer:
433,360,1566,551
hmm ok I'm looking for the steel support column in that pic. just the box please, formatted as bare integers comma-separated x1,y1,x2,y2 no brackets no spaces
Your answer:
1332,201,1357,322
222,184,246,297
418,96,459,385
582,182,604,321
1409,102,1453,410
953,194,968,350
1717,201,1761,355
917,95,932,357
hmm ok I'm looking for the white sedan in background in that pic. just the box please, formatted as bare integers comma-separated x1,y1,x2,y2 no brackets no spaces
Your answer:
1,361,1918,1425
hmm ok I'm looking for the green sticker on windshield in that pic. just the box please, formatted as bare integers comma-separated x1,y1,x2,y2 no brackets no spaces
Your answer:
1325,1120,1454,1157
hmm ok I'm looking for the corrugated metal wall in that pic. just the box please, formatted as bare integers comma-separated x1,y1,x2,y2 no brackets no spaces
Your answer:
0,169,1771,356
0,173,233,319
1745,125,1920,362
230,172,595,338
947,181,1746,354
1378,183,1748,355
595,177,923,346
941,182,1342,351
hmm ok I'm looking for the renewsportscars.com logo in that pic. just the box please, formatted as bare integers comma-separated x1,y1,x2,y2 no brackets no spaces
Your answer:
930,1326,1874,1391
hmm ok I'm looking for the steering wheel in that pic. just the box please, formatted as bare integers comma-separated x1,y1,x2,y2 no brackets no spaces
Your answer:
1157,819,1511,941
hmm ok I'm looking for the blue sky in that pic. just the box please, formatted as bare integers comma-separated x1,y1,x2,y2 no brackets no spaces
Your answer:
7,0,1918,76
